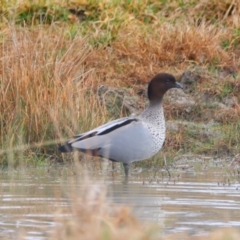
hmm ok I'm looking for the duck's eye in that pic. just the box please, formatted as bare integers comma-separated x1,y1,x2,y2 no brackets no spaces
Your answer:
166,79,170,83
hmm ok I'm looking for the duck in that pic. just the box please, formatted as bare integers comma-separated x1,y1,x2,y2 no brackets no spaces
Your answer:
59,73,183,180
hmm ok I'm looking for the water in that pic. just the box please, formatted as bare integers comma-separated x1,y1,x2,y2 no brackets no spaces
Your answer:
0,161,239,239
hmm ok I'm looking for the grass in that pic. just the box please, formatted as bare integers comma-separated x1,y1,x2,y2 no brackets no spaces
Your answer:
0,0,239,166
0,2,240,239
51,178,159,240
0,26,109,165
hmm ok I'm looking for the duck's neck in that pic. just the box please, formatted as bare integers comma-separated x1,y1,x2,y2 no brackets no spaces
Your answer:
139,99,165,126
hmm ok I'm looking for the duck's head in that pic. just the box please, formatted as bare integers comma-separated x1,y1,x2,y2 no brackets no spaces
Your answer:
148,73,183,101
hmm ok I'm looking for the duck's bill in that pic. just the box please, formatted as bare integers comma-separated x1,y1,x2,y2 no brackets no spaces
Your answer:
175,82,183,89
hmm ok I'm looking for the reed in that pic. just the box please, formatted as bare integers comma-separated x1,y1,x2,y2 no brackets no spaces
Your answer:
0,25,108,165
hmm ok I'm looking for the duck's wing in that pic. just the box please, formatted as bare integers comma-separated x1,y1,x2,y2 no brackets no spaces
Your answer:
59,117,136,152
60,116,156,164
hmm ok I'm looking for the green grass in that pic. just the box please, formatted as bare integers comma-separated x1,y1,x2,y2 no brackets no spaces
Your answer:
0,0,239,167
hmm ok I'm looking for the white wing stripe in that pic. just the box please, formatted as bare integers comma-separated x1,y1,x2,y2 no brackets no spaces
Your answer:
69,118,134,144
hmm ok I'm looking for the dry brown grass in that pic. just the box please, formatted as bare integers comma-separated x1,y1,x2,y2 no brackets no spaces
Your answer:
0,25,109,164
89,22,232,87
188,0,240,27
0,21,239,163
3,0,240,27
0,0,240,164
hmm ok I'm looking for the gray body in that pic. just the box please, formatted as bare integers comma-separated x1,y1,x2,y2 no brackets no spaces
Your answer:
70,102,165,164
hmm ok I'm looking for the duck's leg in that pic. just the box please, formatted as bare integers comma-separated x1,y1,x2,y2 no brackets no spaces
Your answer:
123,163,130,181
111,162,116,179
112,162,116,171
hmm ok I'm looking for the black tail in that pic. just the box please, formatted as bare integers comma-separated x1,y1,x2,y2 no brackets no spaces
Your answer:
58,143,73,152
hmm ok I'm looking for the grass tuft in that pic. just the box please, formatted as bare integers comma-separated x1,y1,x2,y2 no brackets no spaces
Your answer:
0,0,240,165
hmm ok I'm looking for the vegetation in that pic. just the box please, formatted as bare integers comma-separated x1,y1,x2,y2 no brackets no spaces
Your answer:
0,0,239,167
51,178,159,240
0,1,240,238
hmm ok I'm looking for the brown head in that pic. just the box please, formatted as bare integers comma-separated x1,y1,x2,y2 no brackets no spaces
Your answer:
148,73,183,102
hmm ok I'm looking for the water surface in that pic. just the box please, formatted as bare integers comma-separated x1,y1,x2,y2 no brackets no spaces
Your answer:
0,161,239,239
